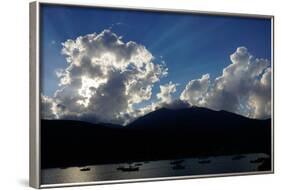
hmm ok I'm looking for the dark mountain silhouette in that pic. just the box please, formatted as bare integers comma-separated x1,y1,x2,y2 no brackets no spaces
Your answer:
41,107,271,169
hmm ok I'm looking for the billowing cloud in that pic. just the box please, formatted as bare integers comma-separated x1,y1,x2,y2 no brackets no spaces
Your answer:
180,47,271,119
157,82,177,104
156,82,190,109
180,74,210,105
41,95,57,119
42,34,271,125
42,30,168,125
129,82,189,119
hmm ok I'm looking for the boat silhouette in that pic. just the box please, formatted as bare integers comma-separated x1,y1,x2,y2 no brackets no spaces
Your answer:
170,159,184,165
80,167,91,171
117,165,139,172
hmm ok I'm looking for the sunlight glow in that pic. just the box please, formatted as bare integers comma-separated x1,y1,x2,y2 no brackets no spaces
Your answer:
77,76,107,107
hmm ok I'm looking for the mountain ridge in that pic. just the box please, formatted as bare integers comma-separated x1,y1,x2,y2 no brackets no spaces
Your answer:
41,106,271,169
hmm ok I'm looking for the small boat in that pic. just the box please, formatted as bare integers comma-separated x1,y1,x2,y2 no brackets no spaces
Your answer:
121,167,139,172
117,165,139,172
80,167,91,171
134,163,143,166
198,160,211,164
172,164,185,170
117,166,124,171
170,159,184,165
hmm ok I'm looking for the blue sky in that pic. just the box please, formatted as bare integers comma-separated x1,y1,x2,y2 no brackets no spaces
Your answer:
40,4,271,107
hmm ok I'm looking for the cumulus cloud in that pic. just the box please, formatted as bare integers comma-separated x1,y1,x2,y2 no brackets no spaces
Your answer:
41,95,57,119
156,82,190,109
180,74,210,105
132,82,190,117
180,47,271,119
41,30,168,125
157,82,177,103
42,34,271,125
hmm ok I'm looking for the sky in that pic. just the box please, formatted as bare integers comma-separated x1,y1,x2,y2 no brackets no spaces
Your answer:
40,4,272,125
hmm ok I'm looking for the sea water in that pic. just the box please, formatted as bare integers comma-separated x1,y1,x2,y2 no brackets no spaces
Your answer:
41,153,270,185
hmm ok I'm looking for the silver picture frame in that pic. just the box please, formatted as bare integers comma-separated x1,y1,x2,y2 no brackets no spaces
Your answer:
30,1,274,188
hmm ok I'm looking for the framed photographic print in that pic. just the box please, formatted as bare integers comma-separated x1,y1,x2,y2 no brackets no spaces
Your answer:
29,1,274,188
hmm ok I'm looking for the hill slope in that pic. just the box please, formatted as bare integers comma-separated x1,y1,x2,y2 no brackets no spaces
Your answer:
41,107,271,168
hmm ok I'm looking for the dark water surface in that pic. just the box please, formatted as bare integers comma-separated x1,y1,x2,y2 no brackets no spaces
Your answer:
42,153,270,185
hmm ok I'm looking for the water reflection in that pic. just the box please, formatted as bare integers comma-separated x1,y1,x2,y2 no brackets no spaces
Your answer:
42,153,270,185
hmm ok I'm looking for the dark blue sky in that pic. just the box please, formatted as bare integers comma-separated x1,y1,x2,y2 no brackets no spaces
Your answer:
40,4,271,100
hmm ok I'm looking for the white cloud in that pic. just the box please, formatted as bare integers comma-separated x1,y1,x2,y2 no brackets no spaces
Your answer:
41,95,57,119
180,47,271,119
133,82,190,117
180,74,210,105
41,30,167,125
156,82,191,109
42,35,271,125
157,81,177,103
